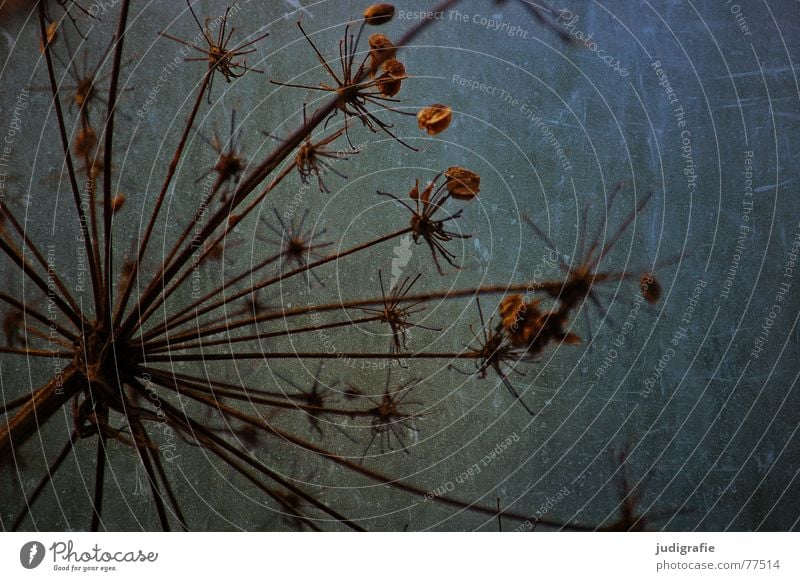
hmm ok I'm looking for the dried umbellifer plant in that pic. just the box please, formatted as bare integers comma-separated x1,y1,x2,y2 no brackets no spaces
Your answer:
0,1,672,532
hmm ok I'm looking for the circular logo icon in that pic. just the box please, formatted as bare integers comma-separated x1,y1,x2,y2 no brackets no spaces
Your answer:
20,541,46,569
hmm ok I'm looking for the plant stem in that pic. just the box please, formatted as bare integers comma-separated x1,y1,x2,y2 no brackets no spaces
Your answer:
101,0,132,327
138,226,412,343
38,2,103,319
113,72,212,328
145,315,381,353
143,282,540,349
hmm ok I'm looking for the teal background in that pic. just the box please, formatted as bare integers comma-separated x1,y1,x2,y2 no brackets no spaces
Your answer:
0,0,798,530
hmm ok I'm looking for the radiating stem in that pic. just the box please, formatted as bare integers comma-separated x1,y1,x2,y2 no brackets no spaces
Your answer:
38,2,102,318
128,376,364,531
101,0,132,327
0,347,73,358
0,366,81,459
145,315,381,354
143,282,539,350
113,72,212,328
0,224,83,329
90,432,108,531
136,163,296,330
126,405,172,531
144,351,479,363
139,366,377,419
0,292,77,342
0,205,82,318
138,227,412,343
167,378,585,530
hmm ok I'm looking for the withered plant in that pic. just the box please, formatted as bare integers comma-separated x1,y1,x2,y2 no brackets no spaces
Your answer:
0,1,671,532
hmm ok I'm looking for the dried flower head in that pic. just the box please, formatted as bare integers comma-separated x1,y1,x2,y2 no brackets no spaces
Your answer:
368,33,397,71
379,171,475,275
159,2,269,103
364,3,395,25
376,59,406,97
272,23,416,149
417,103,452,136
445,166,480,199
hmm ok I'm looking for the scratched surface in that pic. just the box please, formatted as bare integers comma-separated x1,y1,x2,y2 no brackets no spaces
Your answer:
0,0,798,531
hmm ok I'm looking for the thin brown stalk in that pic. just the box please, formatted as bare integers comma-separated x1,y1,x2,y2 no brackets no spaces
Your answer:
145,315,381,354
38,2,103,317
139,366,376,419
0,292,77,342
138,226,412,343
101,0,132,325
167,378,586,530
0,219,83,329
113,72,212,328
0,206,82,318
0,366,82,459
136,163,297,328
144,351,480,363
90,431,108,531
130,375,364,531
142,282,539,350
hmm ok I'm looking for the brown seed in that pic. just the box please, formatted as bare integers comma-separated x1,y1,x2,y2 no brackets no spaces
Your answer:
417,104,452,136
364,3,395,25
376,59,406,97
640,273,661,304
445,166,480,200
409,179,435,204
110,193,126,214
368,33,397,71
409,179,420,200
39,21,58,53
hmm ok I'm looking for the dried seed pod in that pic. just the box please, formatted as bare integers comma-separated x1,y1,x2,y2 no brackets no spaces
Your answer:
417,103,452,136
364,3,395,25
640,273,661,304
376,59,406,97
445,166,480,200
368,33,397,71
